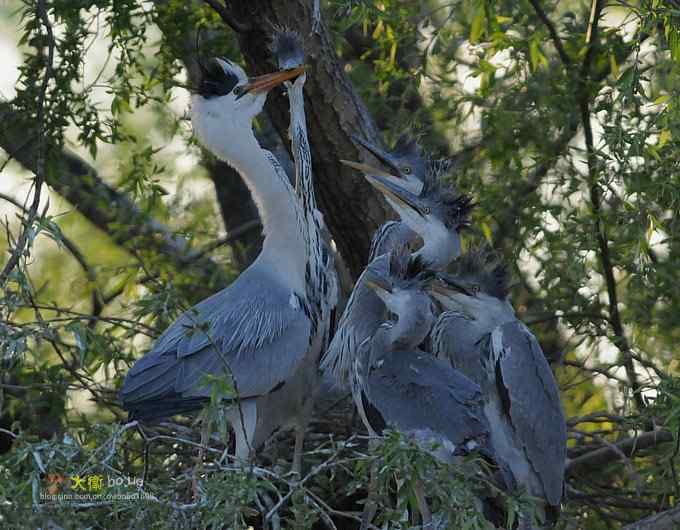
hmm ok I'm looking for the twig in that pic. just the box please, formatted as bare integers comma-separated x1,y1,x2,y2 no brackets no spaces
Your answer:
621,504,680,530
566,430,673,478
0,427,18,439
578,0,646,413
265,435,357,522
0,0,54,287
201,0,251,32
527,0,572,67
191,219,261,261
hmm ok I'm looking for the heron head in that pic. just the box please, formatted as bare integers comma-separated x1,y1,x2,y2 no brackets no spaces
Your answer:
191,58,303,139
364,247,435,324
363,165,474,246
341,133,426,194
430,249,510,314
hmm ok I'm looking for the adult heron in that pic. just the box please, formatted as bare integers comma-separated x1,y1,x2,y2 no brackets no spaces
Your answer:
430,248,566,526
323,157,473,386
119,57,323,473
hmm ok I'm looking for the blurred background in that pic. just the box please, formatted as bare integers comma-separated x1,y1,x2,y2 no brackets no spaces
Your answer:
1,1,679,528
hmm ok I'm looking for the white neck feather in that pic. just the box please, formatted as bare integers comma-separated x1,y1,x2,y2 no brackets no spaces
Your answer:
192,100,307,293
415,222,460,271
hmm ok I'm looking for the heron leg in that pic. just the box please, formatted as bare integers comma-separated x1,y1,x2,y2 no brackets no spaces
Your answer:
414,479,432,528
227,400,257,466
192,420,210,499
292,403,313,476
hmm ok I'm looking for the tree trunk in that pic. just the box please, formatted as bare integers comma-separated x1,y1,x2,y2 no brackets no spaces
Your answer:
226,0,391,278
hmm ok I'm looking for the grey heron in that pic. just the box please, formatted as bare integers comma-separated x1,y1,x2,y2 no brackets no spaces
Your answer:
353,249,489,455
323,154,472,386
430,248,566,526
119,56,324,473
352,247,490,526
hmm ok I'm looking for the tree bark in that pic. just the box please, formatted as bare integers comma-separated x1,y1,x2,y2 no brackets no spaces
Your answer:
223,0,391,278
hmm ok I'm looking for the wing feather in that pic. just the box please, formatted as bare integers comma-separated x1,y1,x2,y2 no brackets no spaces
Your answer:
491,321,566,507
120,267,312,418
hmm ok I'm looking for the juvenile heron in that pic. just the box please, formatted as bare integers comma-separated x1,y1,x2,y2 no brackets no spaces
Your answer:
323,156,472,386
353,248,489,526
119,57,322,472
431,248,566,526
353,249,489,456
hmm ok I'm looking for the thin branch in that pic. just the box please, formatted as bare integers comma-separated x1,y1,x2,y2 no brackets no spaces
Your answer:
528,0,572,67
0,101,230,291
190,219,261,262
621,504,680,530
201,0,251,32
0,0,53,287
565,430,673,478
578,0,646,412
0,192,104,319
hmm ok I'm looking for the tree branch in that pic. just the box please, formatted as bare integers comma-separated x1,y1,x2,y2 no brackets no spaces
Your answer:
0,101,230,293
0,0,53,287
578,0,646,412
565,429,673,478
528,0,572,67
621,504,680,530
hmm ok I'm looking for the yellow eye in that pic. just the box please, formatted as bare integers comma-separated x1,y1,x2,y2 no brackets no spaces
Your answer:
402,166,412,175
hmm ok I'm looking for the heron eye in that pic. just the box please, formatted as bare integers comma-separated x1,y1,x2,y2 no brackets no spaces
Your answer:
233,85,245,97
470,285,480,294
402,166,412,175
422,206,431,215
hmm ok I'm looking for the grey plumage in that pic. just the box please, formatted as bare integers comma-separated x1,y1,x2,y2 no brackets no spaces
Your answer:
120,264,312,418
270,29,305,70
359,338,489,460
325,138,472,387
121,55,330,472
352,248,489,462
488,321,566,508
321,224,417,386
431,248,566,524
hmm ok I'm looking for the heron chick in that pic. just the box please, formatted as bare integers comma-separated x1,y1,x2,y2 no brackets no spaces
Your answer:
353,248,489,462
324,150,473,387
431,248,566,526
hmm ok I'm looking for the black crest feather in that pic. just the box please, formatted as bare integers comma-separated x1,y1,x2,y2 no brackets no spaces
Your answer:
197,58,240,99
270,28,305,69
454,246,509,299
393,133,422,158
419,164,475,229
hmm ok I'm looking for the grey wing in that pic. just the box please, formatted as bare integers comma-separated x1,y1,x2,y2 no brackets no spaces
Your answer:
321,254,389,385
491,321,566,506
431,310,487,386
120,269,312,416
366,350,489,454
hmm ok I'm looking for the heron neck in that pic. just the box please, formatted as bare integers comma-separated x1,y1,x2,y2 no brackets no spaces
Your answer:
220,132,307,292
414,226,460,271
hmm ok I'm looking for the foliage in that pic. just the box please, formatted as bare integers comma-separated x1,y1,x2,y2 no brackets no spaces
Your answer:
1,0,680,529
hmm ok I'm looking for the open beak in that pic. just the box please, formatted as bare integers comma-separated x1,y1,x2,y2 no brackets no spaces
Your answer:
364,174,424,215
430,274,474,297
352,135,402,176
241,66,305,95
340,159,395,178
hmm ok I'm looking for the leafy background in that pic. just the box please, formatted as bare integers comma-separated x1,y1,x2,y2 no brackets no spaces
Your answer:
1,0,680,528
